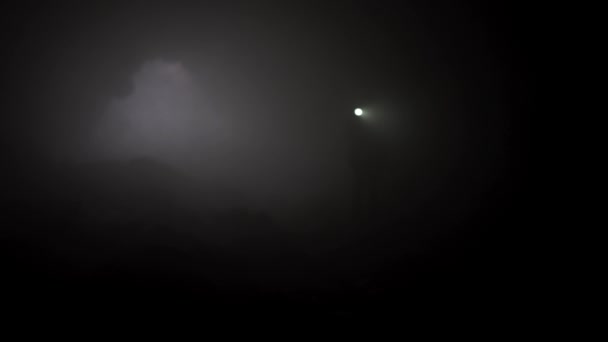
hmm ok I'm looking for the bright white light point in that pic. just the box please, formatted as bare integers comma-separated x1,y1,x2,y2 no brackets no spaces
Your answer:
354,108,363,116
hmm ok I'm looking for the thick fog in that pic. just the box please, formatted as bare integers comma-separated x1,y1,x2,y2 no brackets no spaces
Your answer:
4,1,517,230
92,60,206,162
35,3,439,220
84,57,353,216
1,1,527,316
1,1,514,226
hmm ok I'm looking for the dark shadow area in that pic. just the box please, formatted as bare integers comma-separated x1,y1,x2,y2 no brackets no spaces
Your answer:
1,155,524,318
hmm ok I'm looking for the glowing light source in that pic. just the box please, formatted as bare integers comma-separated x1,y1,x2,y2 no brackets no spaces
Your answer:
354,108,363,116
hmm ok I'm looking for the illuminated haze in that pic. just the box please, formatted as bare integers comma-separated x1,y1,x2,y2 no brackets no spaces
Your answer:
86,58,353,216
15,1,514,229
0,1,527,313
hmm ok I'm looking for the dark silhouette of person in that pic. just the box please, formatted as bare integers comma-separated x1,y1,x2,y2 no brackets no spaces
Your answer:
348,111,382,225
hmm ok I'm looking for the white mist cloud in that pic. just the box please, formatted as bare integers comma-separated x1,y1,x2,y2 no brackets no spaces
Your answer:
87,58,352,218
93,59,226,163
